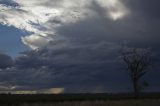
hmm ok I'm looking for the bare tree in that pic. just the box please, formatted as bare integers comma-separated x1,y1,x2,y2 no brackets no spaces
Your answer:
121,48,152,97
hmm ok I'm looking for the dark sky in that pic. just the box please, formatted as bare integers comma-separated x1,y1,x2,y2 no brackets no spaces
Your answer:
0,0,160,93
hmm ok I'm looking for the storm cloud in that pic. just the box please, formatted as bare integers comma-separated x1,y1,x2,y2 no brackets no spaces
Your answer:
0,53,13,69
0,0,130,49
0,0,160,92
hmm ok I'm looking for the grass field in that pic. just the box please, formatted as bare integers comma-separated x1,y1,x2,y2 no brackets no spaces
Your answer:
0,93,160,106
1,99,160,106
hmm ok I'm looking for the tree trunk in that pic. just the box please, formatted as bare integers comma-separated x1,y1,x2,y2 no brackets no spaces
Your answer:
133,78,139,98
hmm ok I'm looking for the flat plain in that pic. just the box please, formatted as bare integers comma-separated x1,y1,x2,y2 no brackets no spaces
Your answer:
0,93,160,106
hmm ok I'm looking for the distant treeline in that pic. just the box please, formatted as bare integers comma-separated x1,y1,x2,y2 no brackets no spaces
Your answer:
0,93,160,104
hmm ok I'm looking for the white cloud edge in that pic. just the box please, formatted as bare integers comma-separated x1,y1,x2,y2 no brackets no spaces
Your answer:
0,0,129,49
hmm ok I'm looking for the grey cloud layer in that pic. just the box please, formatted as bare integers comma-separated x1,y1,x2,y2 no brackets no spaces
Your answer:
0,0,160,92
0,53,13,69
